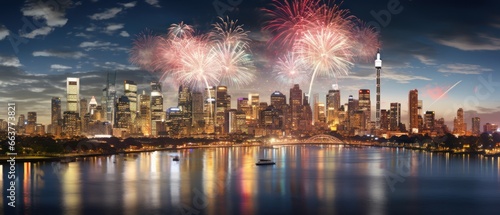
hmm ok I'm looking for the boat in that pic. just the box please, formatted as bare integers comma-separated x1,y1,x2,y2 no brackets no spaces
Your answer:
256,159,275,166
172,156,180,161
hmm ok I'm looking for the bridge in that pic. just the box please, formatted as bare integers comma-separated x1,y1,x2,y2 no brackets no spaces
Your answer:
269,134,372,146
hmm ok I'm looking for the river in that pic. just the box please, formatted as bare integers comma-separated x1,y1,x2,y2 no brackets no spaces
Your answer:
2,145,500,215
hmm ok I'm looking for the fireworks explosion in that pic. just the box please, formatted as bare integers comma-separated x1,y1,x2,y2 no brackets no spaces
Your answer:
273,52,309,86
129,30,159,72
264,0,381,100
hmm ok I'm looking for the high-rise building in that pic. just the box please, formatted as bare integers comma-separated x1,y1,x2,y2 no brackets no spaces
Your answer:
326,90,341,127
375,50,382,129
51,97,61,126
271,91,286,108
389,102,401,131
80,98,88,118
289,84,302,130
105,71,117,125
472,117,480,136
66,77,80,113
89,96,98,116
225,109,238,134
409,89,419,133
63,111,80,137
115,95,131,129
380,109,388,130
249,93,259,122
424,111,435,131
139,91,151,136
358,89,371,130
216,86,230,134
28,112,37,125
18,114,25,128
205,86,216,133
453,108,465,136
484,123,498,134
317,103,326,124
150,81,164,136
124,80,138,124
191,91,204,129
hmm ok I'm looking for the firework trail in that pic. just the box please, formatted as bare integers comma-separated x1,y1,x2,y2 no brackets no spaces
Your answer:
167,21,194,39
429,80,462,108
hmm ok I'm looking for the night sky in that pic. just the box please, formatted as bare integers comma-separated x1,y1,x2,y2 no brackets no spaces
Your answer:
0,0,499,129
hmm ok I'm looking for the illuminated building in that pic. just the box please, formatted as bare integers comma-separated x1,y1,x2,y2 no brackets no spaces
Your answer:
124,80,138,124
26,112,37,135
249,93,259,122
289,84,302,131
150,81,164,136
424,111,435,132
380,109,388,130
63,111,80,137
80,98,88,118
139,91,151,136
89,96,98,116
115,95,131,130
205,86,216,133
270,91,286,109
66,77,80,113
484,123,498,134
326,89,340,128
51,97,62,134
375,50,382,129
453,108,465,136
389,102,401,131
409,89,419,133
472,117,480,136
191,91,204,131
105,71,117,125
216,86,230,134
358,89,371,130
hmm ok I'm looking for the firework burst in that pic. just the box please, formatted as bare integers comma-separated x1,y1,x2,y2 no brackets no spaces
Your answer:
167,21,194,39
211,16,250,47
273,52,309,86
351,20,381,62
263,0,319,50
129,30,159,72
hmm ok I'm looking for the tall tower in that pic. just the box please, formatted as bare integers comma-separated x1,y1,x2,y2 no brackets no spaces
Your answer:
105,71,117,125
375,50,382,130
66,77,80,112
358,89,371,130
51,97,62,126
150,81,164,136
409,89,419,133
289,84,303,130
124,80,137,123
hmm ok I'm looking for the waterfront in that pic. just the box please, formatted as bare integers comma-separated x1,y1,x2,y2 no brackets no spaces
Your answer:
2,145,500,215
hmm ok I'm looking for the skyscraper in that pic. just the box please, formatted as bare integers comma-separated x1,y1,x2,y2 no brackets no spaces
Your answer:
105,71,117,125
51,97,61,126
66,77,79,112
249,93,259,122
389,102,401,131
453,108,465,136
115,95,131,129
358,89,371,130
424,111,435,131
216,86,230,134
375,50,382,129
205,86,216,133
150,81,164,136
139,91,151,136
472,117,480,136
89,96,98,116
124,80,138,123
191,91,204,129
289,84,302,130
409,89,419,133
80,98,88,118
380,109,388,130
326,89,340,129
271,91,286,108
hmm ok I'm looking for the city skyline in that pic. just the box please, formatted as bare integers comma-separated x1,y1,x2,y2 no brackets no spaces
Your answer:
0,0,499,128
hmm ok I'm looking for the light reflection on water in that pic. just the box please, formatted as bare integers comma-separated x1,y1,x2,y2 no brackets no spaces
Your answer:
1,146,500,215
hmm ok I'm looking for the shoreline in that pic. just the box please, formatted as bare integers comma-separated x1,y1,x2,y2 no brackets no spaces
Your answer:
1,143,498,163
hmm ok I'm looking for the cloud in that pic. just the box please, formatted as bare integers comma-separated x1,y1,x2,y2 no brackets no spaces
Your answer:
89,7,122,20
119,31,130,37
120,1,137,8
0,55,22,67
145,0,161,8
75,32,92,38
79,41,127,52
51,64,72,71
21,0,70,27
33,50,87,59
0,25,9,40
21,26,53,38
434,33,500,51
103,23,124,34
342,65,432,84
438,63,492,75
94,61,139,70
414,54,436,66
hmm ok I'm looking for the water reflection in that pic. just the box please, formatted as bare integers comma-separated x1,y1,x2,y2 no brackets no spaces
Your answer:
1,147,500,215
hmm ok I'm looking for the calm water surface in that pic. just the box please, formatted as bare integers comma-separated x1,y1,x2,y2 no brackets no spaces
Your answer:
2,146,500,215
